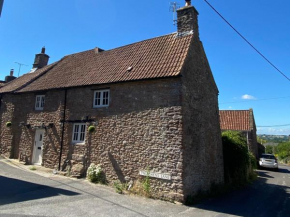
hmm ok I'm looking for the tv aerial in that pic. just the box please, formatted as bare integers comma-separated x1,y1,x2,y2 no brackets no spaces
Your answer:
15,62,28,77
169,2,180,26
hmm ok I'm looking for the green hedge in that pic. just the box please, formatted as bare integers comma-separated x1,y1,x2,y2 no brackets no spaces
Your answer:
222,131,255,186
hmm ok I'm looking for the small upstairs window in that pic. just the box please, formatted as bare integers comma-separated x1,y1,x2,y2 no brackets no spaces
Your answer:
93,89,110,108
35,95,45,110
72,123,86,144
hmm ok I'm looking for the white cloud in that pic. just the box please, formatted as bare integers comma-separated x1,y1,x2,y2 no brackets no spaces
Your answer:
241,94,257,100
257,127,290,135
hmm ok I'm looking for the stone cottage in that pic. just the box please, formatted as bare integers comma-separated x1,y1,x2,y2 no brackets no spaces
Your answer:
0,1,224,202
219,109,258,158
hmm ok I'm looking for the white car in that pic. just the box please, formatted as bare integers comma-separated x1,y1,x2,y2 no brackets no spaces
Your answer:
259,154,279,171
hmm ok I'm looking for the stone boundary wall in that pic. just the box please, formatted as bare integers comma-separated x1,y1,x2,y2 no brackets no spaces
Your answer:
60,79,184,201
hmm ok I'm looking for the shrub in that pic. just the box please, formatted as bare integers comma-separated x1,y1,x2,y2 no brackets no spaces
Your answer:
87,163,105,184
142,169,151,197
6,122,12,127
275,142,290,161
265,145,274,154
29,166,37,171
222,131,252,186
88,125,96,133
129,170,151,198
249,152,257,170
113,181,127,194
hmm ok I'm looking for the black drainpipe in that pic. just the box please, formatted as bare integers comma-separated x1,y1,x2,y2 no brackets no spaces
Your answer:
58,89,67,171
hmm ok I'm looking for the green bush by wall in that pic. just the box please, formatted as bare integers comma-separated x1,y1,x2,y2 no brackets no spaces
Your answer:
222,131,254,186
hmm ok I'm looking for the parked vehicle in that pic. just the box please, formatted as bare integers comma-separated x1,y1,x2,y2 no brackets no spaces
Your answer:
259,154,279,171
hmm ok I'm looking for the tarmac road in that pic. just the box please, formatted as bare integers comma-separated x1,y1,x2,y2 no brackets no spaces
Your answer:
0,157,289,217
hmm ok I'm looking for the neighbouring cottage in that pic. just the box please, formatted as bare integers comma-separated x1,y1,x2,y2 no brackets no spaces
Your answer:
0,1,224,202
219,109,258,158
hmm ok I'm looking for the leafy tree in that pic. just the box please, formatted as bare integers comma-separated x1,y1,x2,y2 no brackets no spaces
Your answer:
275,142,290,161
257,136,267,144
265,145,274,154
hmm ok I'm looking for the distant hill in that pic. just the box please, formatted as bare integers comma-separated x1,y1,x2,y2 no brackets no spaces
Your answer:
263,142,279,147
258,134,289,143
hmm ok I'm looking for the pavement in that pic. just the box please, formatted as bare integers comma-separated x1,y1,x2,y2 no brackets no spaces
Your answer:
0,156,290,217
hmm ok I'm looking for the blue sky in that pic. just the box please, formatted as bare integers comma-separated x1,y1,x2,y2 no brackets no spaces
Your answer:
0,0,289,135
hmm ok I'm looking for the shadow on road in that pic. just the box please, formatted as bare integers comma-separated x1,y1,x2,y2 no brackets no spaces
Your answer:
259,167,290,174
276,168,290,174
0,176,79,206
192,168,290,217
257,171,274,179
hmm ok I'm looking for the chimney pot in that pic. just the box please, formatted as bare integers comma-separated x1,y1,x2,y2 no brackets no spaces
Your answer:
5,69,16,83
41,47,46,54
185,0,191,6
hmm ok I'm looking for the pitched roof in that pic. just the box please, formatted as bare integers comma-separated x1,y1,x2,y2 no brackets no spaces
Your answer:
0,63,57,94
219,110,254,131
17,33,193,93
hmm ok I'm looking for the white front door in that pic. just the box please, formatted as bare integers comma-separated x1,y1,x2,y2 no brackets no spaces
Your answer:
32,129,45,165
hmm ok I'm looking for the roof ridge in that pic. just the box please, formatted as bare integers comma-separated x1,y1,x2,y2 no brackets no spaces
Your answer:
12,63,59,93
17,32,193,92
10,60,63,93
63,32,178,59
220,109,250,111
102,32,178,54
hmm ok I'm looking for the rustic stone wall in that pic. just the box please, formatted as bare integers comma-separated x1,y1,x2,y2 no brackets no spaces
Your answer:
0,79,185,201
0,94,15,158
180,33,224,200
247,130,258,159
0,91,65,166
17,90,64,167
249,109,258,159
59,79,184,201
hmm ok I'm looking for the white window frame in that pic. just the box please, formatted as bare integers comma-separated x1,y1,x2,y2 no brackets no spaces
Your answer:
35,95,45,110
93,89,110,108
72,123,86,144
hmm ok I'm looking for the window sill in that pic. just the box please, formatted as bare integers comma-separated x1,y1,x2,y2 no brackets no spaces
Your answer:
72,142,85,146
93,106,109,109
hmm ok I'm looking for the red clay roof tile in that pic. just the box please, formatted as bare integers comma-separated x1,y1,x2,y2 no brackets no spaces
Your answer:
16,33,193,93
219,110,252,131
0,63,57,94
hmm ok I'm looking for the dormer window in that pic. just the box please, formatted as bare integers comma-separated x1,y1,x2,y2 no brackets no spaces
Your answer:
93,89,110,108
35,95,45,110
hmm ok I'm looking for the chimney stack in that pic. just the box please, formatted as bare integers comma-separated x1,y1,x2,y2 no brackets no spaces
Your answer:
32,47,49,69
10,69,14,76
94,47,105,54
177,1,199,37
5,69,16,83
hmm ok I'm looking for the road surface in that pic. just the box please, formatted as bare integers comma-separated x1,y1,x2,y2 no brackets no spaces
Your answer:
0,157,289,217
